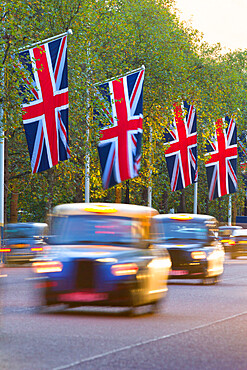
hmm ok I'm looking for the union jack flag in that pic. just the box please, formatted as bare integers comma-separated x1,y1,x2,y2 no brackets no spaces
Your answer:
164,101,197,191
19,35,70,173
205,116,238,200
96,67,144,189
238,133,247,171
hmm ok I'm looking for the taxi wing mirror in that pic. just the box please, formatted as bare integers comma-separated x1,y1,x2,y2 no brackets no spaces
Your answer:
208,234,217,242
43,235,56,244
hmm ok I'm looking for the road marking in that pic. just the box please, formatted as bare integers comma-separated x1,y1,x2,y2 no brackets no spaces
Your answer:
53,310,247,370
225,260,247,264
222,275,247,282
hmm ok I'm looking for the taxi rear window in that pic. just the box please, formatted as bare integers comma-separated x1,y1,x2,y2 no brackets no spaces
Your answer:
50,215,145,245
5,226,36,239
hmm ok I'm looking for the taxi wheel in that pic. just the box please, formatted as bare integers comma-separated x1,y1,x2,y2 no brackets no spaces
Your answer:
127,273,146,316
127,291,139,317
201,276,219,285
35,298,54,313
127,306,138,317
149,300,162,314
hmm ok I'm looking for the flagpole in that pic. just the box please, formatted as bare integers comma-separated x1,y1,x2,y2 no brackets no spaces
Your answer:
0,101,4,262
18,29,73,52
0,24,5,262
85,45,91,203
85,96,90,203
148,125,152,207
193,182,198,214
228,194,232,225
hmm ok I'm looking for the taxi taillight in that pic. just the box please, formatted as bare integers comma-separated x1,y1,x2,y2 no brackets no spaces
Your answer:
0,248,11,252
31,247,43,252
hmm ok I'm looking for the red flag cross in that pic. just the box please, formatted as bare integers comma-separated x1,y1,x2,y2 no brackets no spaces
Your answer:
22,39,68,171
165,104,197,188
205,118,238,196
100,73,143,182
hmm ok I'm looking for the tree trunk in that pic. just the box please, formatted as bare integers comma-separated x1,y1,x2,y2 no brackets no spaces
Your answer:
74,154,84,202
233,198,237,225
206,197,209,215
178,189,186,213
218,198,223,223
115,185,121,203
125,180,129,204
10,191,18,223
161,190,168,213
48,168,54,216
74,174,83,202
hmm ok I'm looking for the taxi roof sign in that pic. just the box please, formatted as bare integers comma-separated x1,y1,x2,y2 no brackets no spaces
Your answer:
169,214,194,221
84,205,118,214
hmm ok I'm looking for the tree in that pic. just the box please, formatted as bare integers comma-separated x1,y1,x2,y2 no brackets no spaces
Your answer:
2,0,247,223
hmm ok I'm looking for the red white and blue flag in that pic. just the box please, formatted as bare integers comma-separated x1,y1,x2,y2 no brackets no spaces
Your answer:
96,67,144,189
164,101,197,191
238,133,247,171
205,116,238,200
19,35,70,173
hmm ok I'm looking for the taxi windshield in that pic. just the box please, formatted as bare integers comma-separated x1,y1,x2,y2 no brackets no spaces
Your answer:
50,215,144,245
155,220,208,241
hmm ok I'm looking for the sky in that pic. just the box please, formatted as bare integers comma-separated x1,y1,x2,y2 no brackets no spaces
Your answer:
174,0,247,52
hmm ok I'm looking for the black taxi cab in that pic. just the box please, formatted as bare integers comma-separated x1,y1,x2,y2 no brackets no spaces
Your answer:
152,213,225,285
229,228,247,259
32,203,171,314
3,222,48,264
218,225,242,253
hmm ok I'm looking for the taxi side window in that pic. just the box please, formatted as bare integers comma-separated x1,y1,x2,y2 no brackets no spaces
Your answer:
150,219,163,241
219,230,230,237
131,221,144,240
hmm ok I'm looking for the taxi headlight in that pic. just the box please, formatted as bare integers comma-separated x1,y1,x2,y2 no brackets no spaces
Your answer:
191,251,207,260
95,258,118,263
148,258,172,269
32,261,63,273
111,263,138,276
207,250,225,261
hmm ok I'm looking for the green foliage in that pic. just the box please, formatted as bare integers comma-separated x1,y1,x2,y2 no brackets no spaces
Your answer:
1,0,247,223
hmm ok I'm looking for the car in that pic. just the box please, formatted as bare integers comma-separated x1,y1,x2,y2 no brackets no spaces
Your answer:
32,203,171,315
152,213,225,285
218,225,243,252
3,222,48,264
229,228,247,259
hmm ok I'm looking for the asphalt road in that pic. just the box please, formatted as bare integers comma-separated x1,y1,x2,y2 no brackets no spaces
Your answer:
1,257,247,370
